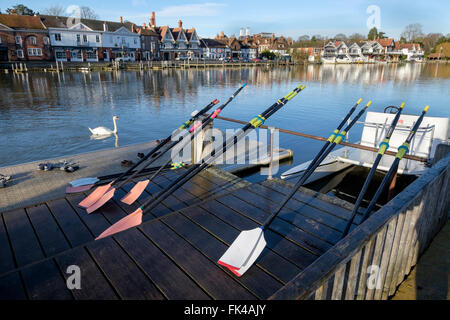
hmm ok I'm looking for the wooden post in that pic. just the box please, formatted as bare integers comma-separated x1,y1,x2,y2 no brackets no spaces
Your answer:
268,126,275,180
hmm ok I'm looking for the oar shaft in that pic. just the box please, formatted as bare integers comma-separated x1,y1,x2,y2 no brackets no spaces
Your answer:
359,105,429,224
342,102,406,237
262,100,372,229
139,85,305,213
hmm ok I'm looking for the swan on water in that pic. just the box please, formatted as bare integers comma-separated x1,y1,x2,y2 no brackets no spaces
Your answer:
89,116,119,135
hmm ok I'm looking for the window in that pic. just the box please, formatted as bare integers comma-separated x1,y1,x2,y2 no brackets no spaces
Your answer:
16,49,24,58
27,48,42,56
29,36,36,45
83,35,88,43
86,51,97,60
43,37,49,45
76,34,81,43
54,33,61,41
134,38,137,44
55,51,66,60
15,36,22,44
96,35,100,42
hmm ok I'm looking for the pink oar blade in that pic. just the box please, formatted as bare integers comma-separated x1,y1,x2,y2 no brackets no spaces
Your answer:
66,184,94,194
95,208,143,240
120,180,149,205
78,182,113,208
217,260,242,277
86,187,116,214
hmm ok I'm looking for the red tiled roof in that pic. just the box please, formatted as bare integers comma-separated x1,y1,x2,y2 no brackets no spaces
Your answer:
0,14,46,30
378,38,394,47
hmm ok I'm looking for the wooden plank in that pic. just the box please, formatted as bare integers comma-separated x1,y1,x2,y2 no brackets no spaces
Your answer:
26,204,70,257
365,226,387,300
21,259,73,300
2,208,45,267
179,205,302,283
66,194,112,237
87,237,164,300
114,228,210,300
47,198,93,246
331,264,346,300
344,250,362,300
162,212,283,299
55,246,119,300
356,238,375,300
199,199,317,271
0,215,15,274
140,220,256,300
0,272,27,300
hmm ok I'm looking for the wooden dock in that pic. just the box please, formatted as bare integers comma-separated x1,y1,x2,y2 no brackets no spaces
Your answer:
0,166,362,300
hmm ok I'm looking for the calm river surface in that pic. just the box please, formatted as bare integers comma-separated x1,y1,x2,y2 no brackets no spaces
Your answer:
1,64,449,176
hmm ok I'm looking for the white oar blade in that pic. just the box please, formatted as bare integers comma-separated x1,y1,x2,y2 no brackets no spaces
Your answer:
70,177,99,187
217,227,266,275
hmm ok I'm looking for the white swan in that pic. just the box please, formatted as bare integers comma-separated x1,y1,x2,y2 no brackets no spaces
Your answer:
89,116,119,135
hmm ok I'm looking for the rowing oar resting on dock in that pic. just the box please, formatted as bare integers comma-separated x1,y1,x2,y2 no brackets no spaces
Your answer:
94,84,306,240
77,97,219,210
81,84,246,213
120,83,247,205
217,98,372,277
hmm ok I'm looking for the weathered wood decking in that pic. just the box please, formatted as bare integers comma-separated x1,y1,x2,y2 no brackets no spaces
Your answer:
0,166,362,300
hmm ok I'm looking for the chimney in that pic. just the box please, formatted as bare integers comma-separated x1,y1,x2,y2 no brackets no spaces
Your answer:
239,28,244,38
178,20,182,29
246,27,250,36
120,16,123,23
103,22,108,31
131,24,135,33
143,22,146,28
220,31,224,38
150,11,156,28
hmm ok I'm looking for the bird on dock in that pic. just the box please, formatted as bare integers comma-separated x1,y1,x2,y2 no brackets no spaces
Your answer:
89,116,119,136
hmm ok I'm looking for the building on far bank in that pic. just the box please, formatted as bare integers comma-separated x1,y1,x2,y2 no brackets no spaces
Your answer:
40,15,140,62
136,22,160,61
0,13,52,61
200,38,228,60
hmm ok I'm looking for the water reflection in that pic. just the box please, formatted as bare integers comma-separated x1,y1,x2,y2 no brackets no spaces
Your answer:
0,64,448,167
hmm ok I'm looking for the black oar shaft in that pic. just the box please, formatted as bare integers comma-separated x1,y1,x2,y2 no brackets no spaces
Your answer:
139,85,305,213
116,84,247,189
342,103,405,237
359,106,429,224
262,100,372,229
110,99,218,186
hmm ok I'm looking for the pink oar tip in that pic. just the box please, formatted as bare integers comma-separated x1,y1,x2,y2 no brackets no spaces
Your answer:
78,182,113,208
66,184,94,194
86,187,116,214
120,180,149,205
217,260,242,277
95,208,143,240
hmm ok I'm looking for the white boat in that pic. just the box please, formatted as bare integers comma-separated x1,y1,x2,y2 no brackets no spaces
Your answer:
281,111,450,182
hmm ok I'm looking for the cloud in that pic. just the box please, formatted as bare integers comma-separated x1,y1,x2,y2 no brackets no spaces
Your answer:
131,0,147,7
157,2,226,17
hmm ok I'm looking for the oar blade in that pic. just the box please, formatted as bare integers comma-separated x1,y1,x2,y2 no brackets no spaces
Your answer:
120,180,150,205
70,177,99,187
66,184,94,194
217,227,267,277
86,187,116,214
78,182,113,208
95,208,143,240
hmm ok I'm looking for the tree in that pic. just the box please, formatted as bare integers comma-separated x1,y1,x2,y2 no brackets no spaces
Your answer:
378,31,387,39
334,33,347,40
297,35,310,41
422,33,444,53
349,33,365,42
400,23,424,42
80,6,98,19
261,50,276,60
6,4,36,15
43,4,65,16
368,27,378,40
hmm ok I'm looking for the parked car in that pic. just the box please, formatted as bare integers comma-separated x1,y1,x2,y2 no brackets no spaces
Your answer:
252,58,262,62
175,56,188,61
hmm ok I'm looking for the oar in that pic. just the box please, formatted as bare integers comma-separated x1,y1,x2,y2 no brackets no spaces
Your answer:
341,102,406,237
217,99,372,277
66,164,174,193
77,98,219,208
356,105,429,226
94,85,305,240
120,84,247,205
85,84,246,213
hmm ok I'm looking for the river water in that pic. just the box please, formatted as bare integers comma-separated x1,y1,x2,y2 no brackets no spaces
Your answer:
1,63,449,178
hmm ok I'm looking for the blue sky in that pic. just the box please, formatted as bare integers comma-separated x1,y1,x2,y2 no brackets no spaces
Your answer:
1,0,449,39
